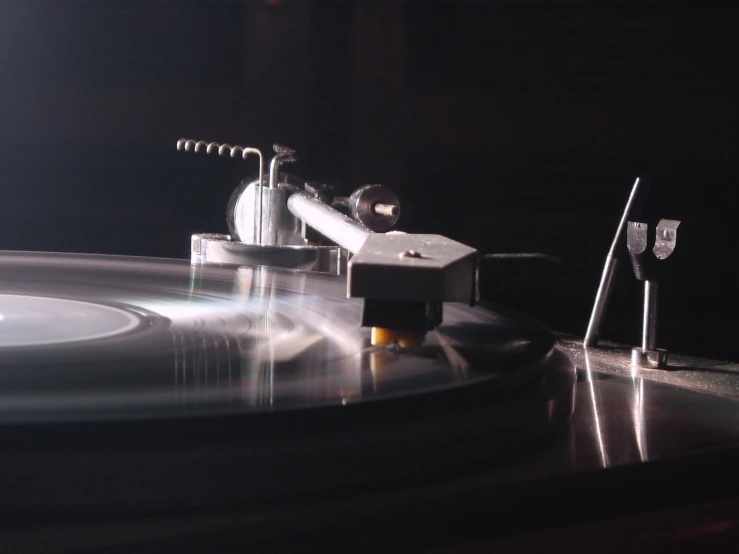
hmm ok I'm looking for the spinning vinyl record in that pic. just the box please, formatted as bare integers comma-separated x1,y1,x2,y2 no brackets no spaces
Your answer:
0,251,575,516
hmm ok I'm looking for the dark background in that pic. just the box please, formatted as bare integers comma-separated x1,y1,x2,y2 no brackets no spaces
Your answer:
0,0,737,360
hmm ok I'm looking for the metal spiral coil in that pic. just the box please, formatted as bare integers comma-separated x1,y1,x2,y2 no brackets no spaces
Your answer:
276,155,298,165
176,139,301,247
273,144,296,156
176,139,263,161
177,138,266,244
271,144,298,168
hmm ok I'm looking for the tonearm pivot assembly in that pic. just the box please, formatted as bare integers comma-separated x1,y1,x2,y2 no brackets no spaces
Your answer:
177,139,477,341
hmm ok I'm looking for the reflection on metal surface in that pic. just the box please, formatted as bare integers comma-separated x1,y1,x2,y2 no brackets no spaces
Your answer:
559,336,739,398
583,349,609,468
234,185,304,247
575,341,739,471
633,375,648,462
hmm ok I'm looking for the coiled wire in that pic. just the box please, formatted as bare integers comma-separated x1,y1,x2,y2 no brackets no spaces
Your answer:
177,138,266,244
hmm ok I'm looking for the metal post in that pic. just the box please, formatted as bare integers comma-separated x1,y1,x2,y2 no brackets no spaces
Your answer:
584,177,646,347
642,280,658,351
584,256,619,346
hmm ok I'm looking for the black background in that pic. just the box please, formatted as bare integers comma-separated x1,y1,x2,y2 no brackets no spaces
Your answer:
0,0,737,360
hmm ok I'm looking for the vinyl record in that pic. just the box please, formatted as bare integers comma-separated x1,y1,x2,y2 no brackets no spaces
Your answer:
0,251,575,516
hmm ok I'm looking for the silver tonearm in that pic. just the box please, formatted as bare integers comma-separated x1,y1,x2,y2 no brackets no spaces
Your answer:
178,140,477,335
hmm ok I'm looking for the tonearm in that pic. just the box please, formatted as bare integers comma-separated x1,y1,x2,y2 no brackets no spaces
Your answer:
178,140,477,341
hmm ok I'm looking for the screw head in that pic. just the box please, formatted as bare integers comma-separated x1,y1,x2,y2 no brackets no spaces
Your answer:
400,249,422,259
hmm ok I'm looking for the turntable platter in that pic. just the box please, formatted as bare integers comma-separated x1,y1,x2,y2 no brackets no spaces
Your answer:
0,251,568,421
0,251,575,515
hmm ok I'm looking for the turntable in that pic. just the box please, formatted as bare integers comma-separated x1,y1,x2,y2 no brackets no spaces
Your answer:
0,141,736,553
